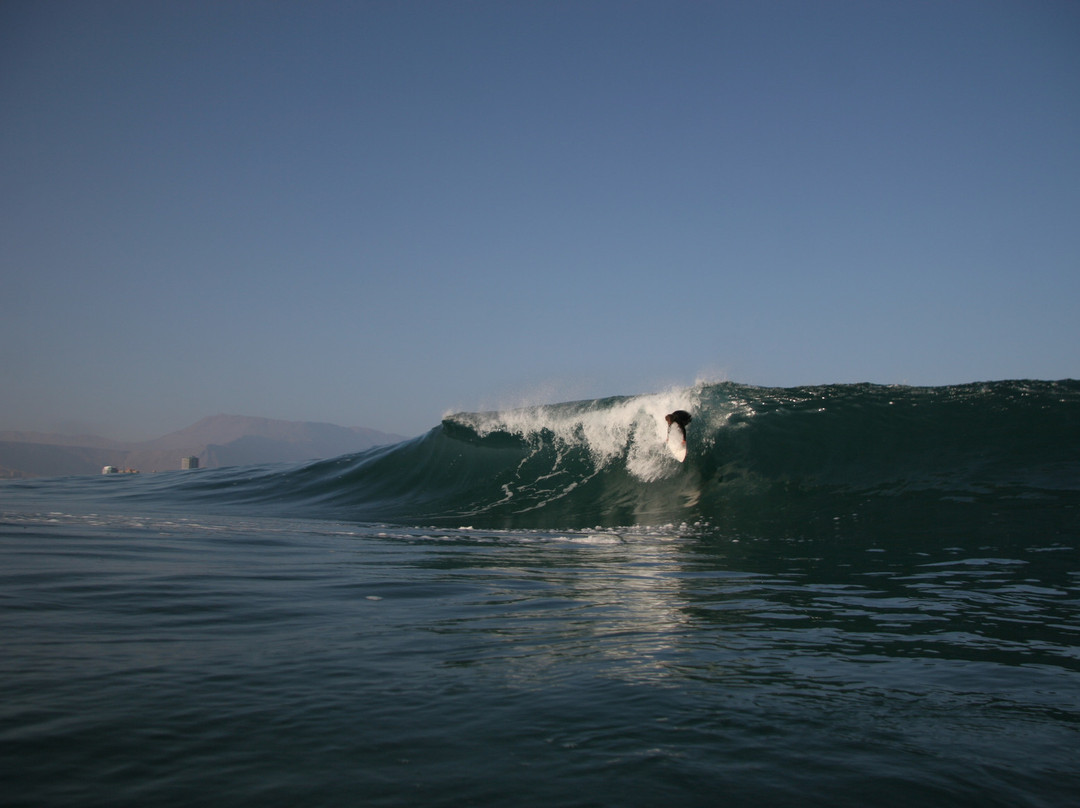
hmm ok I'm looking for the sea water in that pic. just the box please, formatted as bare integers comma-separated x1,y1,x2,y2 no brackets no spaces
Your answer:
2,381,1079,806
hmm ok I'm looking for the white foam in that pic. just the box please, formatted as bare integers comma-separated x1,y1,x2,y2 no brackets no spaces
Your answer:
459,385,703,482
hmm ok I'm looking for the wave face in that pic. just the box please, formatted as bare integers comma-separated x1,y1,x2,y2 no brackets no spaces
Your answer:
145,379,1080,534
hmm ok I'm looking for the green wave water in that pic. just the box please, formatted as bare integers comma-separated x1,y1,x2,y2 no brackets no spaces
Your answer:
104,379,1080,534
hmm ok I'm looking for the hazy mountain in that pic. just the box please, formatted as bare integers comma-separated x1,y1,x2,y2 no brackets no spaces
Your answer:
0,415,408,478
0,441,125,479
0,431,130,450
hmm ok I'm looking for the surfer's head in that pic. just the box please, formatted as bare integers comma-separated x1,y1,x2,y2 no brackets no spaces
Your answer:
666,410,692,427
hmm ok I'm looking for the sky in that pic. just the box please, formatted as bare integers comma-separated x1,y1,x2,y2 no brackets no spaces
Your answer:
2,1,1078,439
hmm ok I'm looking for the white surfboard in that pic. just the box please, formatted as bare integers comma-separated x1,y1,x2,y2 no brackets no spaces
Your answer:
666,423,687,462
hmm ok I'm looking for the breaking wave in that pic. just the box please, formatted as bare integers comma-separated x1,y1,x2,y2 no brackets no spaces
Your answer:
108,379,1080,535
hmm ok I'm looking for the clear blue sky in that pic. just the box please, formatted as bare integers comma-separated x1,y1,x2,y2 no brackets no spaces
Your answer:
3,1,1078,439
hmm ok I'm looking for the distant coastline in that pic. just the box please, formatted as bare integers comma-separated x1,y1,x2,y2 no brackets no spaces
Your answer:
0,415,407,479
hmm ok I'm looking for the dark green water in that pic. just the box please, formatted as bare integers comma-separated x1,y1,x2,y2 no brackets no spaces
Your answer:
2,380,1078,805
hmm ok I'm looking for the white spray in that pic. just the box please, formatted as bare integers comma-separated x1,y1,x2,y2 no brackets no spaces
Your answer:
451,385,704,483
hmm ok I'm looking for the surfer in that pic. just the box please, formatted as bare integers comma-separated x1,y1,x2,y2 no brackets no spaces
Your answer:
666,410,692,444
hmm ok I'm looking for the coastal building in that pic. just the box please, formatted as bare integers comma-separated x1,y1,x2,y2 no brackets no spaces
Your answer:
181,456,199,470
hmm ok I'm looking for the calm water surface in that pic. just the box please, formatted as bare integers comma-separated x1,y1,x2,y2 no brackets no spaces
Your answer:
2,506,1079,807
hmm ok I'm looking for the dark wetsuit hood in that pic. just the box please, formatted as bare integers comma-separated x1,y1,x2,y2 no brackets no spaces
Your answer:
666,410,692,428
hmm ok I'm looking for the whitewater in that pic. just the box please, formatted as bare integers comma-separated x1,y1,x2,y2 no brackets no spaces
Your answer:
2,380,1078,806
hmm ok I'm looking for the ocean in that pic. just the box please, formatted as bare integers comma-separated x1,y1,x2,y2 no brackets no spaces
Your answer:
2,380,1079,806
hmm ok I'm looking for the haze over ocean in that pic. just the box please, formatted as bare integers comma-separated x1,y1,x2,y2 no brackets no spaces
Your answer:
2,1,1078,438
